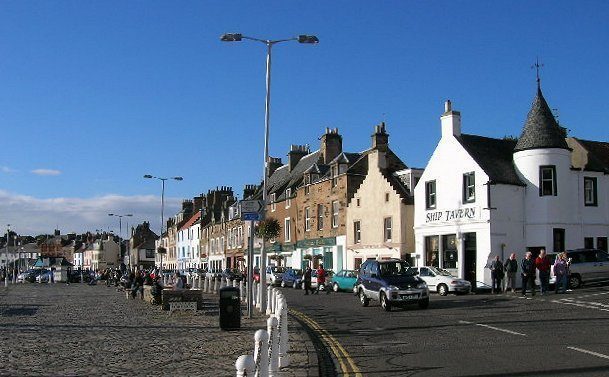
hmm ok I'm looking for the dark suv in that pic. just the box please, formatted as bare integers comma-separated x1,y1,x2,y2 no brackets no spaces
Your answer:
356,259,430,311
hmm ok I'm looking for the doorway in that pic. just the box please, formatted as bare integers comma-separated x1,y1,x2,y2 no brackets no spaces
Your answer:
463,233,477,289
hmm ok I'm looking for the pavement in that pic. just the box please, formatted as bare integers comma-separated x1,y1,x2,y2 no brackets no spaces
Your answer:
0,283,319,377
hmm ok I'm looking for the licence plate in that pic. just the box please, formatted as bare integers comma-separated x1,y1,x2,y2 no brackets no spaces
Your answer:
401,294,419,300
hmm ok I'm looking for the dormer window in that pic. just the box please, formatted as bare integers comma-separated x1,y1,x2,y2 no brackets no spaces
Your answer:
270,193,276,212
304,174,311,195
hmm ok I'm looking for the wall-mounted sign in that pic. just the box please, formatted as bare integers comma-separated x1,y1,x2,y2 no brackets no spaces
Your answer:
296,237,337,248
425,207,479,224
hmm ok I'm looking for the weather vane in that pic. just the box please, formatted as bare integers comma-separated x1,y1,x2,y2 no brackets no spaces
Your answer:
532,57,544,88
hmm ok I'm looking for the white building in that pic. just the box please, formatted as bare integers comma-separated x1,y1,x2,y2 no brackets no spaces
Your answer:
414,86,609,288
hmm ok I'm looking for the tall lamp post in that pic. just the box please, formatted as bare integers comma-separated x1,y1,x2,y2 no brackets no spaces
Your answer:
108,213,133,271
4,224,10,287
143,175,183,275
220,33,319,313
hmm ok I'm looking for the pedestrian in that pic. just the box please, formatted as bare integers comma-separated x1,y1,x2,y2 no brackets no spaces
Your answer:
315,264,330,295
173,272,184,290
521,252,536,296
490,255,504,294
303,266,312,295
554,252,569,294
535,249,551,295
504,253,518,293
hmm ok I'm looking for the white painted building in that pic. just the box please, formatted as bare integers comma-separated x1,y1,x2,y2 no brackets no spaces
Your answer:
414,86,609,288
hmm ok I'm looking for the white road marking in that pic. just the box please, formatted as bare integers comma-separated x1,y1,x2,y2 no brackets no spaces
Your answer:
459,320,527,336
568,346,609,361
551,299,609,312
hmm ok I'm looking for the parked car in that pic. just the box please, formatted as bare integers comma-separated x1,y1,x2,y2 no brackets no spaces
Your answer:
36,270,53,283
266,266,287,286
331,269,358,293
546,249,609,289
356,259,429,311
222,268,244,282
413,266,471,296
281,268,303,288
205,269,223,280
17,270,37,283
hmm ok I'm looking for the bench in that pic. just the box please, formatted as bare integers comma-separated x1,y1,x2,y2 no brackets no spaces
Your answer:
161,289,203,311
169,301,197,314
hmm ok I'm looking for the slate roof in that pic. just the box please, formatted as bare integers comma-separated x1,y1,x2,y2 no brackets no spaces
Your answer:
514,87,570,152
457,134,525,186
575,138,609,173
267,151,320,200
179,211,201,231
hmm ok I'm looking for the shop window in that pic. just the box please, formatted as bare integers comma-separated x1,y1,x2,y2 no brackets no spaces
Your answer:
463,172,475,203
539,166,557,196
584,177,598,206
324,248,333,270
425,236,439,267
553,228,565,253
584,237,594,249
354,257,363,270
598,237,608,252
442,234,458,269
425,180,437,209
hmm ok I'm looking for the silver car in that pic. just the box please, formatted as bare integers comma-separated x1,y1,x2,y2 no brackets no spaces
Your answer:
560,249,609,289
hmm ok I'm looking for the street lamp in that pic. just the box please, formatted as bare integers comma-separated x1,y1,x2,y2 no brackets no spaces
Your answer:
108,213,133,271
4,224,10,287
143,175,183,275
220,33,318,315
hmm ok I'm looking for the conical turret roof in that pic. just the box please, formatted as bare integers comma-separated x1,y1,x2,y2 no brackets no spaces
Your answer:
514,87,569,152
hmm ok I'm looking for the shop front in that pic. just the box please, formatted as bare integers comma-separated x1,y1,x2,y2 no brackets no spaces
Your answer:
294,236,346,272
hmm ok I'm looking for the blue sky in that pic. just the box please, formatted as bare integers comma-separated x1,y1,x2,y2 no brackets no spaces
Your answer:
1,1,608,235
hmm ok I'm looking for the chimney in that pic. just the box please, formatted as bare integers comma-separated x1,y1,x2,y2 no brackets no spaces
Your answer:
440,100,461,138
182,200,194,215
267,157,283,177
193,195,204,212
288,144,310,171
54,229,60,237
243,184,257,199
320,128,342,164
371,122,389,151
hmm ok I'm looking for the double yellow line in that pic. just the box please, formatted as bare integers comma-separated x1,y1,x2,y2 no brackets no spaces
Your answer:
290,308,362,377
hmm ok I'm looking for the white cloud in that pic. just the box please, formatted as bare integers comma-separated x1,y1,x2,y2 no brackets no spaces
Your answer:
31,169,62,176
1,166,17,173
0,190,180,236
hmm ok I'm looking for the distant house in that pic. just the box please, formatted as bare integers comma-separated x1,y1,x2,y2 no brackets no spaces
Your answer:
33,256,74,282
129,222,159,270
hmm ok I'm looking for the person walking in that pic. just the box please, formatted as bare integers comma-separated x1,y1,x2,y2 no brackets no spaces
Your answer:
490,255,505,294
554,252,568,294
504,253,518,293
315,264,330,295
535,249,551,295
303,266,312,295
521,252,536,296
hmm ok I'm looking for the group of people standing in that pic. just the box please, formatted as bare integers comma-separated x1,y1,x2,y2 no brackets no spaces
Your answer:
302,264,330,295
489,249,571,295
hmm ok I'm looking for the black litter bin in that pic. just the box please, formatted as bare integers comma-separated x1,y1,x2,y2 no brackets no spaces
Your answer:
219,286,241,330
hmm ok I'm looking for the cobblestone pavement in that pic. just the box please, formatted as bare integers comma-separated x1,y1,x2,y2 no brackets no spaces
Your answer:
0,283,318,377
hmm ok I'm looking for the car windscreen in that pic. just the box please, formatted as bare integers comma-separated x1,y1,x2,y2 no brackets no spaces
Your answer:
379,262,414,277
429,266,453,276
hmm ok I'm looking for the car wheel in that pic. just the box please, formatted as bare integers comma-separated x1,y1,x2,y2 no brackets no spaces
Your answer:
359,289,370,307
281,280,286,288
437,284,449,296
380,292,391,312
418,298,430,309
569,274,582,289
333,283,339,292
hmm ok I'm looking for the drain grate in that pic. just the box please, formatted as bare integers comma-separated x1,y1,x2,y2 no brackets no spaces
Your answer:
0,307,38,316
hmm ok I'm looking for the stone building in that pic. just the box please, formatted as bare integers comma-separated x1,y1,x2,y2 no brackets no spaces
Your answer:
129,222,158,270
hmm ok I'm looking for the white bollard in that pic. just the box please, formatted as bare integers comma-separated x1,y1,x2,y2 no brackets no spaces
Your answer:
213,278,218,293
268,316,279,377
235,354,255,377
186,274,192,287
253,281,258,307
278,302,290,368
254,329,269,377
233,278,237,288
203,276,208,292
266,286,273,315
255,282,261,309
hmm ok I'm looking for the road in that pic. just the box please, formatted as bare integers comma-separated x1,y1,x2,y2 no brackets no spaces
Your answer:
282,285,609,376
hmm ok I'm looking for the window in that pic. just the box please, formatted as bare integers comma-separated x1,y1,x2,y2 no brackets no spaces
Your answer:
356,198,361,207
305,207,311,231
539,166,557,196
598,237,608,252
317,204,324,230
324,248,333,270
584,177,598,206
332,201,339,228
145,249,155,258
286,188,292,208
425,180,437,209
442,234,457,269
304,175,310,195
463,172,475,203
284,218,291,242
553,228,565,253
354,257,363,270
584,237,594,249
353,221,361,243
384,217,392,241
270,193,276,212
332,165,339,187
425,236,439,267
385,193,390,202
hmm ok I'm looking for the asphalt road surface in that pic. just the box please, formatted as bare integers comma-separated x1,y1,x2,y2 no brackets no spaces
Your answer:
282,284,609,376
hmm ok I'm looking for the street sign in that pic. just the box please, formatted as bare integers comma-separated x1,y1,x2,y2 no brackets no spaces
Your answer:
240,200,264,214
242,212,261,221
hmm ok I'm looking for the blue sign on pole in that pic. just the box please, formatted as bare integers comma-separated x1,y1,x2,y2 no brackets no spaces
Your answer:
242,213,261,221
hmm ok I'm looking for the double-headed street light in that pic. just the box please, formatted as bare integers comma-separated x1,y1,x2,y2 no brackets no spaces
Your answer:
108,213,133,271
220,33,318,315
143,175,183,275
